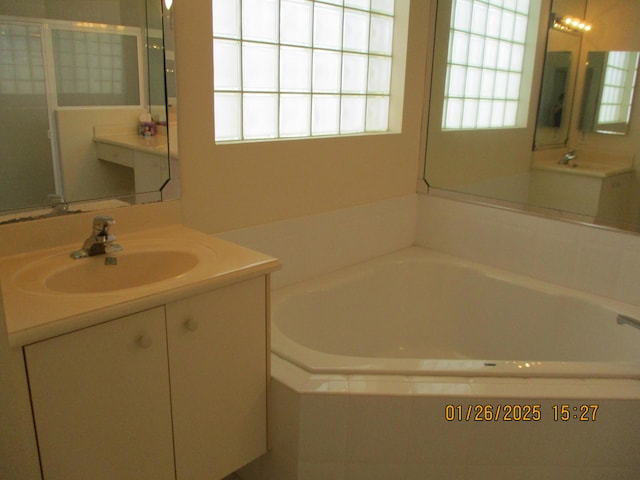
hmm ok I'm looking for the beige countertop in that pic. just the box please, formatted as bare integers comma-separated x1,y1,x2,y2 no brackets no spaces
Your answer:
93,122,178,160
531,157,634,178
531,149,635,178
0,225,280,347
94,134,177,158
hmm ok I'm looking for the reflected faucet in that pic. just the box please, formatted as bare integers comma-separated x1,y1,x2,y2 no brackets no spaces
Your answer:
558,149,577,165
48,194,69,213
71,216,122,259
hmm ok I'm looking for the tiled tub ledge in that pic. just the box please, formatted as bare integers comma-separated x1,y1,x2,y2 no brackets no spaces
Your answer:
237,356,640,480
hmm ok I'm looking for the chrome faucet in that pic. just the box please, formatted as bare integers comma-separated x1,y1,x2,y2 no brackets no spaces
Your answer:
558,149,577,165
71,216,122,259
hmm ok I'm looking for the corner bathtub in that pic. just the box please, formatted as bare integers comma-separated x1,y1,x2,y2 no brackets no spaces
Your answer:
255,247,640,479
272,247,640,379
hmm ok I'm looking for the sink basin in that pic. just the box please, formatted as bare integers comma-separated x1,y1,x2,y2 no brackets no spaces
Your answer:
46,250,199,294
13,247,201,295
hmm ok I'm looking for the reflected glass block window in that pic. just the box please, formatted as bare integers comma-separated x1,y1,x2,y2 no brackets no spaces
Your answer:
212,0,395,142
597,51,640,126
52,29,140,106
0,24,46,95
442,0,535,130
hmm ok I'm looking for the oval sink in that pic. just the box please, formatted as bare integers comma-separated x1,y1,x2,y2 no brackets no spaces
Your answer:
14,248,202,295
46,250,199,294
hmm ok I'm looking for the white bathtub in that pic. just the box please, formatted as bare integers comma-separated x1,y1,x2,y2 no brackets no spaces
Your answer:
272,247,640,379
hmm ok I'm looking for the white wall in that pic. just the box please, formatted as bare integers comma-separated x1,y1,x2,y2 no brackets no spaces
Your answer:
416,193,640,307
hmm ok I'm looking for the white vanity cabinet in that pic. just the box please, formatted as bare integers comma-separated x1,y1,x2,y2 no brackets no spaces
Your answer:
24,306,175,480
94,140,170,194
529,169,634,223
23,276,270,480
167,276,267,479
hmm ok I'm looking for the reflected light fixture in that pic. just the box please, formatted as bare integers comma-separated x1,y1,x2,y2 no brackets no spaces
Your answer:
165,0,173,9
553,14,592,33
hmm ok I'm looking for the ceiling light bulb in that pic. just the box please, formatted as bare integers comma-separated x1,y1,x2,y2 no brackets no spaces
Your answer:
584,24,592,31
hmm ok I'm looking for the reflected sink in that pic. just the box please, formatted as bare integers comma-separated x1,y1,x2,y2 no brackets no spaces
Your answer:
13,246,204,295
531,150,635,178
560,161,616,174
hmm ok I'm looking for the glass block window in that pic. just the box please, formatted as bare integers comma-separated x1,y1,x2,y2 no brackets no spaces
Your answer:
442,0,535,130
52,29,141,107
597,51,640,126
0,24,46,95
212,0,396,142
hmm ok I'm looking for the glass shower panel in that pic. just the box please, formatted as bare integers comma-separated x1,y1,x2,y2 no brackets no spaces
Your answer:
0,22,56,211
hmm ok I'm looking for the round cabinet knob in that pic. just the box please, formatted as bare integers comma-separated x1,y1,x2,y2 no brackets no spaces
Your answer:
137,334,153,349
184,318,199,332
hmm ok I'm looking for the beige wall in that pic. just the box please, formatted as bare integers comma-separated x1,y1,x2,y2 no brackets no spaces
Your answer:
174,0,432,234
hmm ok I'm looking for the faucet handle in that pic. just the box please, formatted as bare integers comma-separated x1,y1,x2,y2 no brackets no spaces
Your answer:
92,216,115,235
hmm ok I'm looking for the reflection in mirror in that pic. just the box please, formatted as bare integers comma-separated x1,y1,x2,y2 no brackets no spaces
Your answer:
534,4,585,150
579,50,640,135
536,51,572,144
424,0,640,234
0,0,174,222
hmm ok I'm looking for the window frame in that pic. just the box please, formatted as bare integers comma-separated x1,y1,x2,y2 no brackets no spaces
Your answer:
211,0,406,143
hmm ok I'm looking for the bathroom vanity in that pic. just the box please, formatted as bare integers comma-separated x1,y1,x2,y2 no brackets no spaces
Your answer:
529,151,635,223
0,225,280,480
94,134,171,194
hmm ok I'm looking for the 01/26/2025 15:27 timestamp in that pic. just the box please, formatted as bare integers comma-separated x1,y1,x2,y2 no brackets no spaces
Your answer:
444,404,599,422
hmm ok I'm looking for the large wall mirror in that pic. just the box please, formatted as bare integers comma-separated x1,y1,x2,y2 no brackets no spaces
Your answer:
0,0,176,222
424,0,640,233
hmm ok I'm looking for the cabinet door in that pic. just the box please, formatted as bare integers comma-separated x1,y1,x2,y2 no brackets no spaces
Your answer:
134,151,169,193
24,307,174,480
167,277,267,480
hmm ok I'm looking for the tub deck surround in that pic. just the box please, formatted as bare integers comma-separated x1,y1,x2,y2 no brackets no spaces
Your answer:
270,354,640,400
254,357,640,480
272,247,640,380
0,224,280,346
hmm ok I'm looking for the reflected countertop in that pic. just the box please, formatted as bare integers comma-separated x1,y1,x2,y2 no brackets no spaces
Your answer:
93,123,178,160
531,149,635,178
